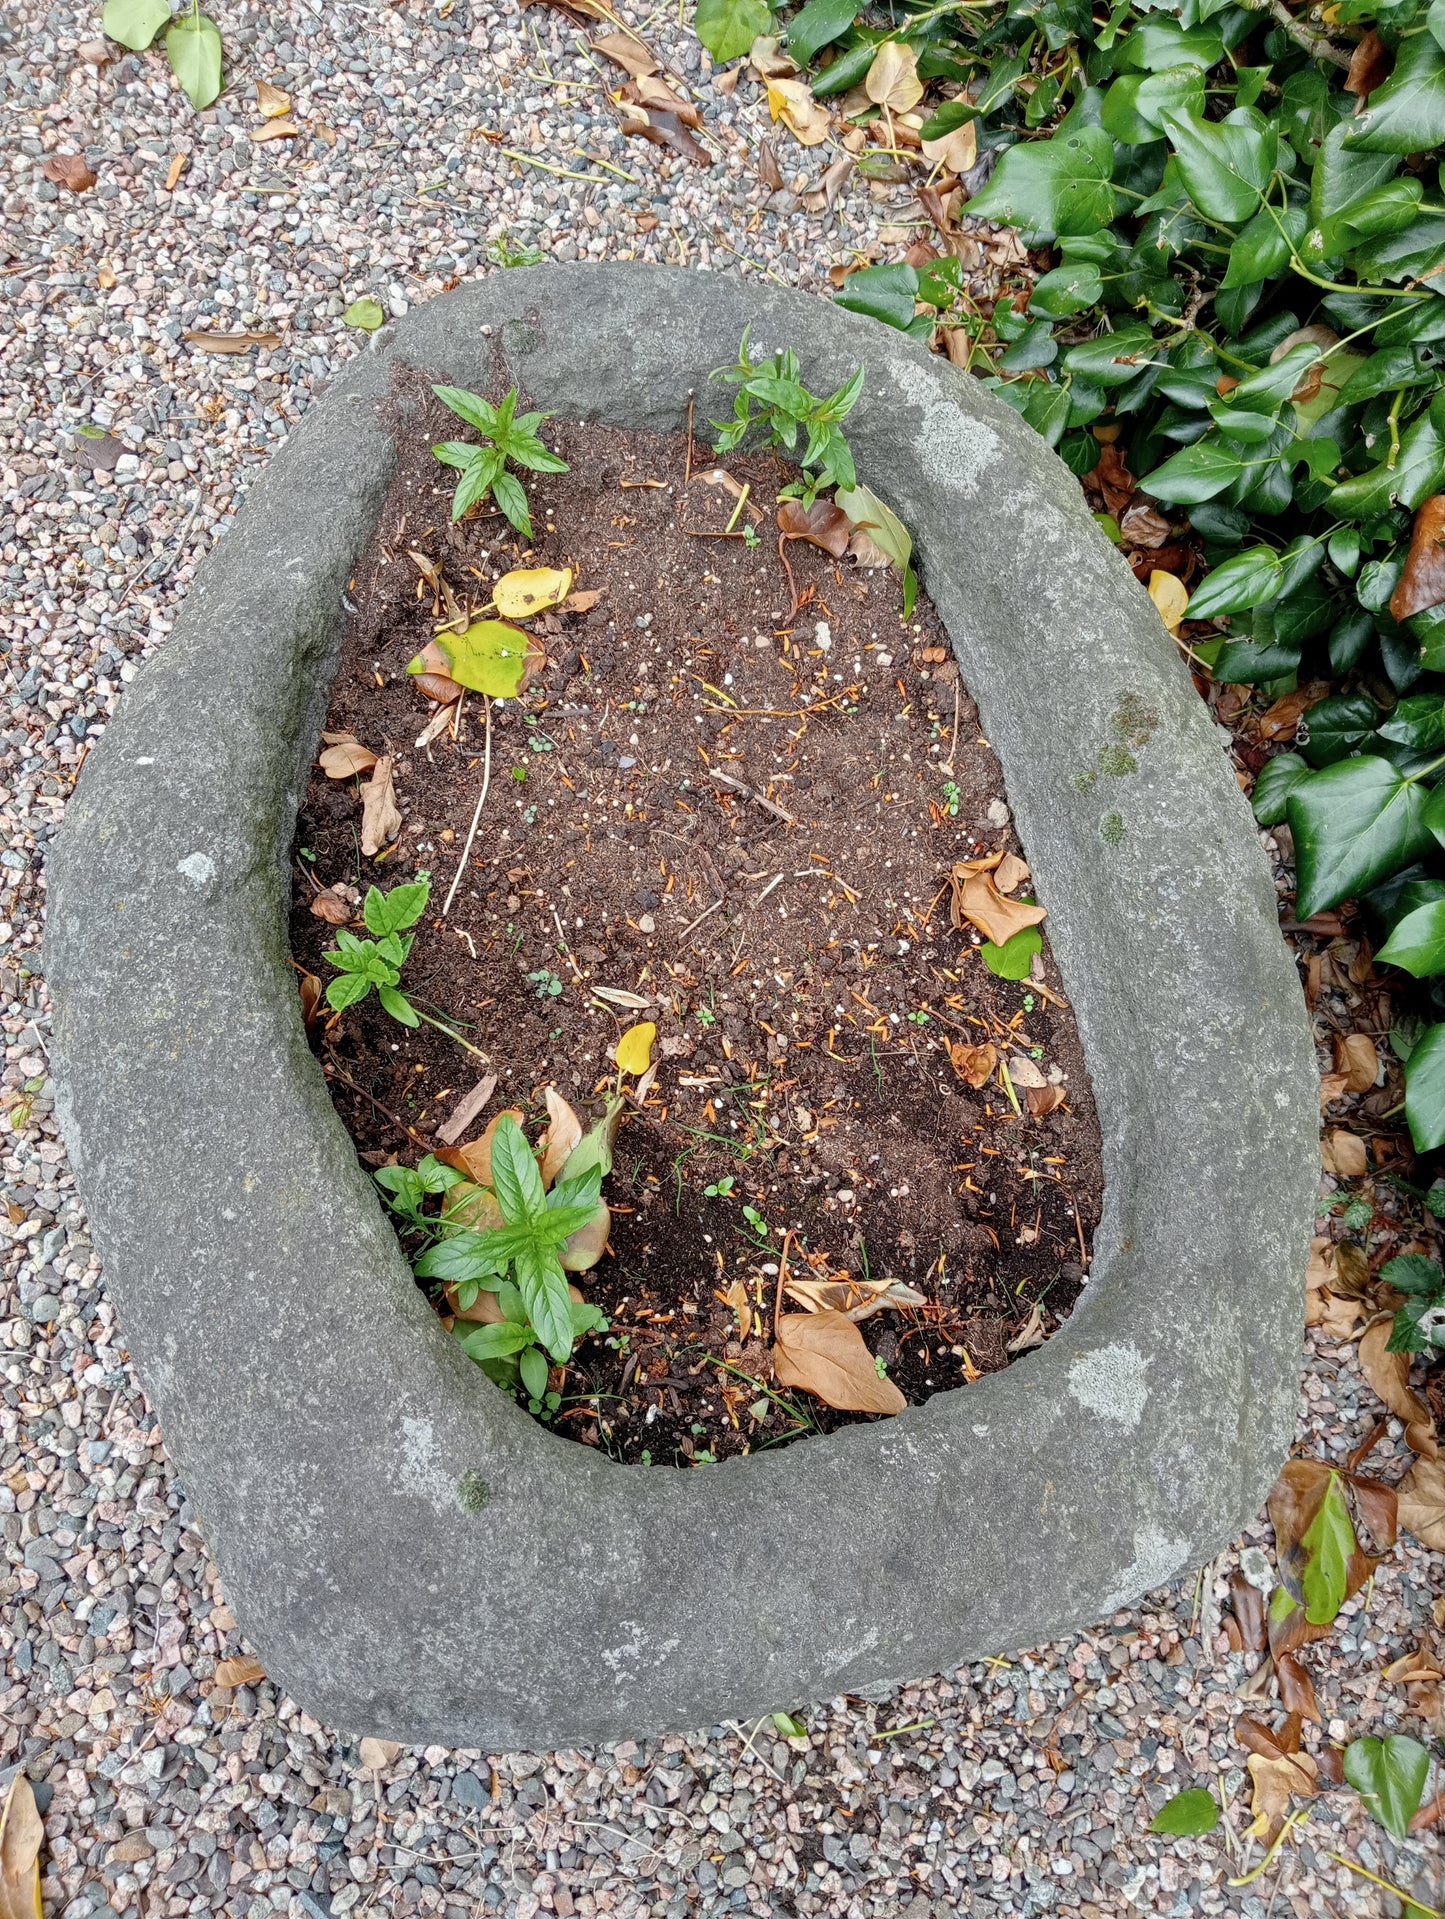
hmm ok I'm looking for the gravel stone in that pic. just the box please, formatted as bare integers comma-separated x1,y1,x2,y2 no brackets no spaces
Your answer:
0,0,1441,1913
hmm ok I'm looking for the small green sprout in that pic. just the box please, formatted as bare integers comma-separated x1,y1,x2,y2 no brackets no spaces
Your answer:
528,967,564,999
711,326,863,509
323,872,486,1059
704,1175,735,1198
431,384,569,536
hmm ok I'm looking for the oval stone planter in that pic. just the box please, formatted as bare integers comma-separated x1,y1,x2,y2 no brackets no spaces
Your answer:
47,264,1316,1750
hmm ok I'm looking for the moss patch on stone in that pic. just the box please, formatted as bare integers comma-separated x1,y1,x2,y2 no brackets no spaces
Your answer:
457,1470,492,1513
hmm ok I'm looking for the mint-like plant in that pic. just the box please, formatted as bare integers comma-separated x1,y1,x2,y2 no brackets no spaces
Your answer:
431,385,568,537
710,327,863,506
322,872,486,1059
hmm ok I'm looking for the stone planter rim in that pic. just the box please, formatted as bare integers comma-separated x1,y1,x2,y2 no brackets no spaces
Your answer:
46,263,1316,1750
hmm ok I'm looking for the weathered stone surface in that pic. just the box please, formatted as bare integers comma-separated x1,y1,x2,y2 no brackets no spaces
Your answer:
46,264,1316,1750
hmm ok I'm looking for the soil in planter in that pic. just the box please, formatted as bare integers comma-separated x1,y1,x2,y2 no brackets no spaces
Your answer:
289,368,1104,1467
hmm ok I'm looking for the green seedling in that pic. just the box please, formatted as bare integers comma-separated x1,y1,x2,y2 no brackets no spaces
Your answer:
323,872,487,1059
711,326,863,508
704,1175,736,1198
528,967,563,999
431,384,568,536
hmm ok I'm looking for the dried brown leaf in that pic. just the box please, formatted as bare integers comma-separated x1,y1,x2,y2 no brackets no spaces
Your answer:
256,78,292,115
1345,28,1391,95
994,853,1030,894
1245,1747,1317,1844
1119,501,1172,549
319,740,379,779
0,1769,43,1919
717,1277,753,1342
540,1086,584,1187
1398,1455,1445,1548
921,117,976,174
749,35,798,79
309,890,351,926
214,1654,266,1687
358,1738,401,1769
40,152,96,192
1268,1456,1395,1658
865,40,923,112
436,1109,525,1187
1336,1031,1379,1094
359,754,402,858
591,30,658,77
183,329,282,353
436,1073,498,1147
413,672,463,705
251,119,300,142
1006,1302,1047,1352
1323,1128,1368,1178
1006,1054,1048,1089
765,77,831,146
565,587,603,614
297,970,324,1027
773,1310,906,1414
783,1275,925,1321
1275,1649,1321,1722
949,1040,997,1089
1228,1569,1268,1653
1358,1317,1439,1457
1390,495,1445,624
777,497,852,557
950,861,1048,946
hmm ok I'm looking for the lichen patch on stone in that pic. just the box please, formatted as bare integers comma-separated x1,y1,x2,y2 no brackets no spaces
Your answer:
176,851,216,887
1099,1524,1192,1613
1067,1342,1149,1427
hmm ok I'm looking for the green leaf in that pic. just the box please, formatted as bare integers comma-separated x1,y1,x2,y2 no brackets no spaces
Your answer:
1029,262,1103,316
1222,205,1307,289
1101,66,1206,145
1310,124,1402,256
1186,547,1283,618
1379,693,1445,755
433,385,496,433
1378,900,1445,976
456,1320,533,1363
833,263,918,332
1379,1253,1445,1296
1229,342,1323,412
413,1233,502,1282
1139,437,1262,505
364,874,431,938
1286,756,1434,919
512,1238,575,1361
325,971,372,1011
1405,1020,1445,1151
165,9,222,110
519,1345,549,1400
786,0,857,65
834,483,911,577
1345,33,1445,154
982,925,1043,979
1149,1787,1218,1837
559,1096,624,1184
1157,105,1275,224
490,470,533,538
1330,407,1445,521
431,619,536,697
1337,343,1437,407
1116,16,1224,70
965,126,1116,238
102,0,170,48
1298,691,1377,767
343,297,385,332
377,984,418,1027
1300,1471,1353,1625
1342,1734,1430,1840
489,1115,545,1224
694,0,771,62
1251,753,1310,826
1062,325,1157,387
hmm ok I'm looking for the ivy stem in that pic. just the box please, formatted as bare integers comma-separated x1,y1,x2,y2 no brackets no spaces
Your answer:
1233,0,1353,68
1402,746,1445,787
1386,388,1405,471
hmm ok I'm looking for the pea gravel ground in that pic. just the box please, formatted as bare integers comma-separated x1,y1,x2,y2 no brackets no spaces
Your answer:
2,1,1443,1915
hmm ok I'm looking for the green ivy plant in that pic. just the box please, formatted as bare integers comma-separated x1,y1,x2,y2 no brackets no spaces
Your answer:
322,872,488,1060
432,385,568,537
1378,1252,1445,1349
795,0,1445,1162
102,0,223,108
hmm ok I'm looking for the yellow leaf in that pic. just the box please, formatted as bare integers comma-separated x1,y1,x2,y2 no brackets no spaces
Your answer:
426,620,544,699
615,1020,657,1075
864,41,923,113
765,77,831,146
358,1738,401,1770
921,118,976,173
0,1770,42,1919
255,78,291,116
1148,569,1189,633
214,1654,266,1687
494,566,574,620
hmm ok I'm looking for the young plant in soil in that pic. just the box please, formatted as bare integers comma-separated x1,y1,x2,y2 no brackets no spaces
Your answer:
431,384,568,537
323,872,488,1061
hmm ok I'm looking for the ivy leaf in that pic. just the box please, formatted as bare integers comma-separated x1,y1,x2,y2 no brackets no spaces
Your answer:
1251,753,1311,826
1029,262,1103,316
1101,66,1206,145
1139,437,1265,504
344,296,385,331
1330,406,1445,520
1298,691,1378,767
1309,124,1401,254
694,0,772,63
1378,900,1445,976
1405,1020,1445,1151
833,263,918,331
165,9,223,109
1345,32,1445,154
1300,1470,1353,1624
1157,105,1275,224
1342,1734,1430,1839
1286,756,1434,918
786,0,857,64
1222,205,1307,289
1149,1787,1219,1836
1062,325,1157,386
101,0,170,48
1379,1252,1445,1296
981,925,1043,979
965,125,1116,237
1187,546,1284,617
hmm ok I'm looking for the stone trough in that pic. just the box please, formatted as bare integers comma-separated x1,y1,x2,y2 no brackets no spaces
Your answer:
46,265,1316,1750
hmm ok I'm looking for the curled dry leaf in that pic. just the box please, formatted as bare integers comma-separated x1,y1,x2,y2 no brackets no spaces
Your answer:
950,855,1048,947
591,30,658,77
865,41,924,113
749,35,798,79
1345,27,1392,95
255,77,292,115
40,152,97,192
783,1274,926,1321
359,754,402,858
436,1109,524,1187
717,1277,753,1341
755,138,784,190
1119,501,1172,549
1397,1455,1445,1549
804,154,855,214
1006,1054,1048,1089
214,1654,266,1687
1228,1569,1268,1653
436,1072,498,1147
949,1040,997,1088
309,889,352,926
358,1737,402,1770
319,739,379,779
1026,1084,1066,1117
1390,495,1445,624
413,672,463,706
251,119,300,142
1276,1648,1321,1721
777,497,852,558
617,86,711,166
1323,1128,1369,1178
540,1086,584,1187
766,77,832,146
0,1768,43,1919
1335,1030,1379,1093
994,852,1030,894
183,329,282,353
1358,1317,1439,1457
297,969,324,1027
921,118,976,174
1245,1745,1317,1844
773,1310,906,1414
1006,1302,1047,1352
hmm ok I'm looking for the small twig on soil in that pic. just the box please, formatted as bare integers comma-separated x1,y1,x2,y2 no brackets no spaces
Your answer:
552,905,584,982
436,1071,498,1147
684,391,694,489
945,682,960,775
324,1057,433,1151
773,1228,792,1340
778,534,800,616
442,695,492,918
754,873,785,907
677,895,725,941
709,768,797,827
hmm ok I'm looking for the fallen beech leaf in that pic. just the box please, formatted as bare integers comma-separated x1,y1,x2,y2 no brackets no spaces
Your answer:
949,1040,997,1089
631,74,703,123
442,1180,506,1234
950,861,1048,947
1245,1746,1317,1844
436,1108,525,1187
1324,1128,1368,1178
1228,1569,1268,1653
1148,569,1189,633
921,118,976,174
1411,1787,1445,1832
358,1738,401,1770
1358,1318,1439,1457
1319,1070,1350,1106
214,1654,266,1687
78,38,111,61
1336,1031,1379,1094
445,1280,503,1323
164,152,185,191
256,78,292,115
309,890,351,926
436,1073,498,1147
359,754,402,858
865,40,924,113
766,76,832,146
755,138,784,189
750,35,798,79
494,565,574,619
1397,1456,1445,1548
617,95,712,166
1390,496,1445,624
777,497,851,557
40,152,97,192
565,587,603,614
1006,1302,1046,1352
539,1085,584,1187
615,1020,656,1075
0,1768,43,1919
1089,443,1135,517
784,1274,926,1321
319,740,378,779
591,30,658,77
773,1310,906,1414
1384,1647,1445,1685
183,329,281,353
1259,687,1318,741
804,153,855,213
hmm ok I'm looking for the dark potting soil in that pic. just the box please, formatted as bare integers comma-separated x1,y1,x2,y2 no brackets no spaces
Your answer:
288,367,1103,1467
